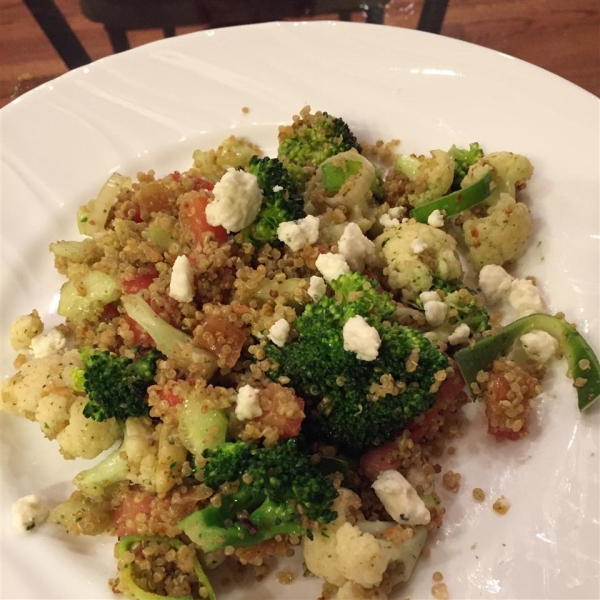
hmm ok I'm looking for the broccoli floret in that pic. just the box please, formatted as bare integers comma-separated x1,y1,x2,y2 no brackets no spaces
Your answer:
242,156,304,244
72,347,160,421
278,107,361,189
179,438,338,552
448,143,484,189
266,273,449,452
426,278,490,334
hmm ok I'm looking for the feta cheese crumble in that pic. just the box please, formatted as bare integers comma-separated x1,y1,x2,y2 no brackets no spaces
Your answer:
342,315,381,361
410,238,428,254
427,209,445,228
205,168,263,232
509,279,544,316
372,470,431,526
423,300,448,328
379,214,400,229
521,330,559,364
338,223,375,271
235,385,263,421
29,328,66,359
268,318,290,348
169,255,194,303
307,276,326,302
388,206,406,219
272,185,283,192
478,264,514,305
448,323,471,345
315,253,350,283
12,494,49,532
277,215,320,252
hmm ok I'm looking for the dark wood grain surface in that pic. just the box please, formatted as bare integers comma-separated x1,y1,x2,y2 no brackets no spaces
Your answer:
1,0,598,108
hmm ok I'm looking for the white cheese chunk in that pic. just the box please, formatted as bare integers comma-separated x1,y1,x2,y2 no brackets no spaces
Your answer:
205,168,263,232
268,318,290,348
478,264,514,305
12,494,49,533
448,322,471,345
379,214,400,229
427,209,445,228
509,279,544,316
410,238,428,254
342,315,381,361
520,330,559,364
277,215,320,252
169,255,194,303
315,253,350,283
423,300,448,328
308,276,326,302
29,328,66,359
235,385,263,421
338,222,375,271
372,470,431,526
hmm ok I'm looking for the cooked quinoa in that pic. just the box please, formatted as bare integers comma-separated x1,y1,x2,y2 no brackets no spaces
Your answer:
3,107,598,600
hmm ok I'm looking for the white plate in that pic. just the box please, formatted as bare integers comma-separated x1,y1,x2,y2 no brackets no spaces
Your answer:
1,21,599,600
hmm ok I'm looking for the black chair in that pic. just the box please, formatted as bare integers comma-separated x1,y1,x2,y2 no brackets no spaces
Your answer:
22,0,450,68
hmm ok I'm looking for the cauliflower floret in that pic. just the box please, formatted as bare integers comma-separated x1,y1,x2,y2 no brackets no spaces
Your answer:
396,150,454,208
9,310,44,351
306,150,379,233
122,417,159,490
1,350,121,459
56,396,121,460
374,220,463,300
303,488,429,596
462,151,533,204
336,522,388,588
463,193,532,270
304,488,362,587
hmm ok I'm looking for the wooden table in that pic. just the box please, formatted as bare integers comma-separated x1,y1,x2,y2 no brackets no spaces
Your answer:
1,0,598,106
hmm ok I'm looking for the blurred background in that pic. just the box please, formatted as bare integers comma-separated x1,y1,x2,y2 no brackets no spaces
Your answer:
1,0,598,107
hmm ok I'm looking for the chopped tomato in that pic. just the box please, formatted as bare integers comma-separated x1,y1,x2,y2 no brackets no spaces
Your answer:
101,301,120,322
193,177,214,191
114,492,154,537
197,314,248,368
124,314,153,345
179,190,227,246
171,171,181,182
158,388,184,408
359,440,402,482
484,370,535,441
407,371,466,443
130,204,143,223
121,270,157,294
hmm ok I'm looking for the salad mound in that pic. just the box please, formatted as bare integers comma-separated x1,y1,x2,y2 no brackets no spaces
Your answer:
2,107,598,600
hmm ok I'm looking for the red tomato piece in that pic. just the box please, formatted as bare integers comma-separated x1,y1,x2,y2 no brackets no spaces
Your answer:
359,440,402,482
179,190,227,246
158,388,184,408
123,314,153,345
101,301,120,322
121,271,157,294
171,171,181,182
114,492,154,537
193,177,214,191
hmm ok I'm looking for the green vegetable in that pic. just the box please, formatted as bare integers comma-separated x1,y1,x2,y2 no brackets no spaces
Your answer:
242,155,305,245
455,314,600,410
266,272,448,451
57,271,120,321
321,160,363,193
448,142,484,189
277,109,361,189
121,294,217,377
78,173,132,235
146,225,177,253
179,438,338,552
178,393,228,459
73,442,130,496
410,172,493,224
115,535,215,600
72,347,160,421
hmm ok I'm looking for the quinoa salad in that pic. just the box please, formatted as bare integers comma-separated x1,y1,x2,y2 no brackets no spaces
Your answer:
2,106,599,600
